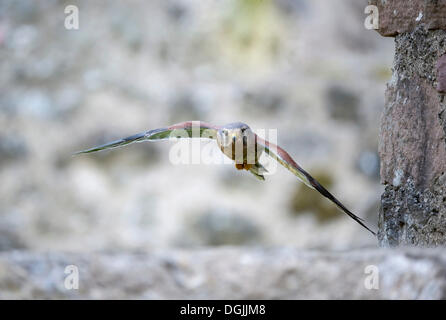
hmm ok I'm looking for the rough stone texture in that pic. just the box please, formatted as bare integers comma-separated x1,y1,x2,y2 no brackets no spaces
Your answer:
437,54,446,93
378,26,446,246
380,76,446,188
1,248,446,299
369,0,446,37
380,177,446,246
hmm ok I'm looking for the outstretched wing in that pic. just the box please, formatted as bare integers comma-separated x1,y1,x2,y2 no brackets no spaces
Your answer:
75,121,220,154
255,135,376,236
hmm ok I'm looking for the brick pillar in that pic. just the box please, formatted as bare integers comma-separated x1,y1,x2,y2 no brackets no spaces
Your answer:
369,0,446,246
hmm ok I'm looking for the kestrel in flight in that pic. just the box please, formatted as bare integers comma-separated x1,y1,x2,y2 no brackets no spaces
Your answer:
76,121,376,235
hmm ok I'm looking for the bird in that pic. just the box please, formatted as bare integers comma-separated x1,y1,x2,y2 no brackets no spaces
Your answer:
75,121,376,235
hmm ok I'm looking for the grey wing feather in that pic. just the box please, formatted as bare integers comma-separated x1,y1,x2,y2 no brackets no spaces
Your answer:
74,121,219,155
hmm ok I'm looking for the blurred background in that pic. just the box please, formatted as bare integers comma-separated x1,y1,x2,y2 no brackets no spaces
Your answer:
0,0,394,253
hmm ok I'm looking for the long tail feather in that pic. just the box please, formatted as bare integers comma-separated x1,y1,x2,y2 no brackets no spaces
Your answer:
256,135,376,236
302,170,376,236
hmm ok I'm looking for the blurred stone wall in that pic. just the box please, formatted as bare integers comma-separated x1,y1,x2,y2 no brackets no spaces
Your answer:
0,0,393,252
2,247,446,299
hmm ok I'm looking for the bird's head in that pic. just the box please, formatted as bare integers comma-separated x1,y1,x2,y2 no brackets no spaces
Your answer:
217,122,253,148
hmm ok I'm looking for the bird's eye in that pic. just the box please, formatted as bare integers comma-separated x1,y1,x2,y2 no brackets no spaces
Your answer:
241,128,246,133
223,130,228,136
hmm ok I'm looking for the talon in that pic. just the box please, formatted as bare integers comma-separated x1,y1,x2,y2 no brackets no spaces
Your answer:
235,163,244,170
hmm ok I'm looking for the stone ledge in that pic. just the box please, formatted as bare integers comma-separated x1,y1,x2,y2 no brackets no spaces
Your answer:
369,0,446,37
1,247,446,299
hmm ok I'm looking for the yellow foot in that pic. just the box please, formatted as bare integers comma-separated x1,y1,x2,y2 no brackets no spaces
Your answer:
243,164,253,171
235,163,244,170
235,163,253,170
